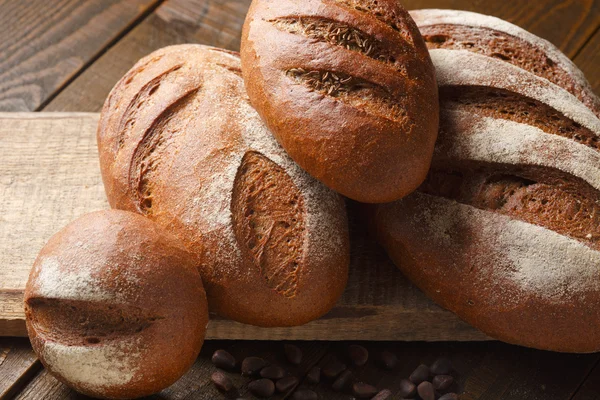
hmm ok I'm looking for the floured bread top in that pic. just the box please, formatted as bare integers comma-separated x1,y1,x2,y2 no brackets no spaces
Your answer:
419,48,600,251
97,44,347,311
411,9,600,117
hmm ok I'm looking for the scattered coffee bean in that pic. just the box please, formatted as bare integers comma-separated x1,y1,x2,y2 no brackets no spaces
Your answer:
212,349,236,371
379,351,398,370
399,378,417,398
348,344,369,366
284,344,303,365
372,389,392,400
241,356,267,377
409,364,431,384
260,365,285,380
417,381,435,400
433,374,454,391
276,376,299,393
322,357,346,379
353,382,378,398
292,388,318,400
431,357,453,375
332,369,353,392
306,366,321,384
439,393,459,400
248,379,275,398
211,371,233,392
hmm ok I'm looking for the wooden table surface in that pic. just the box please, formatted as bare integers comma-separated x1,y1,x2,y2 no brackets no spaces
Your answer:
1,0,599,399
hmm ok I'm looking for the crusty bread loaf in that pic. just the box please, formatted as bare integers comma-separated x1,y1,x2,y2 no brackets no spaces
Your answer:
410,9,600,118
97,44,350,327
25,210,208,399
241,0,439,203
373,47,600,352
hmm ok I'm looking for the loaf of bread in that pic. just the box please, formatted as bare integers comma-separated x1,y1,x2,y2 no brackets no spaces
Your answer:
410,9,600,117
97,44,350,327
373,45,600,352
241,0,439,203
25,210,208,399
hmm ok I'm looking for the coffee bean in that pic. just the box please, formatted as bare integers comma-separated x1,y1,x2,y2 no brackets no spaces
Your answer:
409,364,431,384
417,381,435,400
439,393,459,400
322,357,346,379
292,388,318,400
211,371,233,392
260,365,285,380
348,345,369,366
332,369,353,392
241,356,267,377
433,374,454,391
379,351,398,370
284,344,303,365
212,349,236,370
306,366,321,384
372,389,392,400
399,378,417,398
431,357,453,375
352,382,378,398
276,376,299,393
248,379,275,398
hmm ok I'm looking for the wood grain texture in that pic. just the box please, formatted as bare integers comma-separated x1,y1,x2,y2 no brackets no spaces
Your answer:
43,0,600,113
0,112,489,341
0,338,40,399
10,340,600,400
44,0,252,112
574,28,600,95
0,0,162,112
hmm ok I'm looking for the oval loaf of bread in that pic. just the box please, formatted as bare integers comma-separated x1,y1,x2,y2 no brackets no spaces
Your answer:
97,44,350,327
25,210,208,399
374,47,600,353
410,9,600,118
241,0,439,203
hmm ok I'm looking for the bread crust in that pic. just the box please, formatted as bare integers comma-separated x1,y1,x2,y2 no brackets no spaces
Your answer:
97,45,350,327
374,43,600,352
241,0,439,203
25,210,208,399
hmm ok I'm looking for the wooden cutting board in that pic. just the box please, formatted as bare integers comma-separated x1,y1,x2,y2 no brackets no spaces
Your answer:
0,113,489,341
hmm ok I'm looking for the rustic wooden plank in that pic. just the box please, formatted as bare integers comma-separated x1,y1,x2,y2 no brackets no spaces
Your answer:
571,358,600,400
0,112,489,341
44,0,600,113
574,28,600,95
0,0,163,112
14,341,599,400
43,0,252,112
0,338,40,399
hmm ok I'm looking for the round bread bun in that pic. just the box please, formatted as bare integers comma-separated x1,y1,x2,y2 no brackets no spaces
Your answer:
25,210,208,399
241,0,439,203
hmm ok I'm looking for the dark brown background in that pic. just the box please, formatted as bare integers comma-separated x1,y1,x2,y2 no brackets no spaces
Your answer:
1,0,599,399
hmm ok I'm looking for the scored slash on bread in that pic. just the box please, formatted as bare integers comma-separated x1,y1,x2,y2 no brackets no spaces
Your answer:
374,14,600,353
241,0,439,203
410,9,600,118
97,44,350,328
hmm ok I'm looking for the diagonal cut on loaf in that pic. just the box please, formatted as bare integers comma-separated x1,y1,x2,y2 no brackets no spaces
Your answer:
374,19,600,352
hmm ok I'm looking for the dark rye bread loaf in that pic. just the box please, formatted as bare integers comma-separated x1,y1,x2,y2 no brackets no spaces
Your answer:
97,45,350,327
410,9,600,118
241,0,439,203
25,211,208,399
373,48,600,353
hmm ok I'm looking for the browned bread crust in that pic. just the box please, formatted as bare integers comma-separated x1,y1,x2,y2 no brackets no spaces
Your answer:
241,0,439,203
97,44,350,327
374,48,600,353
25,210,208,399
411,9,600,118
